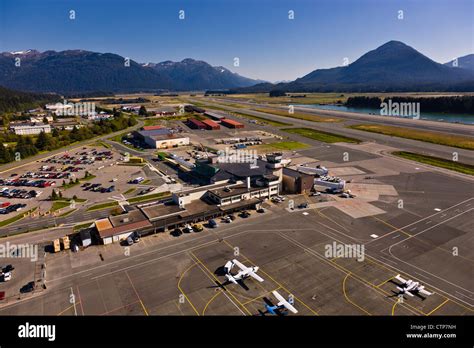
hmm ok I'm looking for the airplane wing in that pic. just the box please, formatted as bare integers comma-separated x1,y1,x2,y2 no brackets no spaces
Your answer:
224,261,234,273
395,274,407,284
272,291,298,314
232,259,249,271
225,274,238,284
249,271,264,283
419,288,433,296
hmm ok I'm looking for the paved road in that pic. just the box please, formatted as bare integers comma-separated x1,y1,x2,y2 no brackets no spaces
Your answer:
191,98,474,165
208,97,474,137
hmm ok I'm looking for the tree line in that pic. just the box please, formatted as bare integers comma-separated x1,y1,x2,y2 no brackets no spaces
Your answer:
345,96,474,114
0,113,137,164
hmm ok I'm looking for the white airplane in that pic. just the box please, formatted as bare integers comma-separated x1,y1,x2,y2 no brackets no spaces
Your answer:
264,291,298,315
395,274,433,297
224,259,264,285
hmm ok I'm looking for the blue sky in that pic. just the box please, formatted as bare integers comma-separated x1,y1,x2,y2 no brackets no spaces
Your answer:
0,0,472,81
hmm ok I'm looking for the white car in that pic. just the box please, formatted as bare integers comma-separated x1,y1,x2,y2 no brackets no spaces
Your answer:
3,272,11,282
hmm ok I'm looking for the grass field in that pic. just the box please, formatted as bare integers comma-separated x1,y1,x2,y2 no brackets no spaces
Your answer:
86,201,118,212
282,127,361,144
222,93,348,105
232,111,292,126
253,108,340,123
221,92,467,105
128,192,170,204
251,141,309,153
350,124,474,151
73,222,94,232
50,201,72,212
393,151,474,175
123,188,136,195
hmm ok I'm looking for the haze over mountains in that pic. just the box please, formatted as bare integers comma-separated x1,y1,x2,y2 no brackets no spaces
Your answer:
0,41,473,94
0,50,263,94
235,41,474,93
444,54,474,72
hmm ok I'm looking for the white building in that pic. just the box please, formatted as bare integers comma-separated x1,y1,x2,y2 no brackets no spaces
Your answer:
30,115,53,124
10,123,51,135
136,129,189,149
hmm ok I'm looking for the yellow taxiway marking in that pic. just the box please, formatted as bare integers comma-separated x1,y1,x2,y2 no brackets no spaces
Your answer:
125,271,148,316
56,301,81,316
426,299,450,316
202,290,222,315
372,216,412,238
392,300,399,316
177,263,200,316
278,233,422,316
343,273,372,315
376,276,395,288
241,287,282,306
189,251,252,316
221,239,319,315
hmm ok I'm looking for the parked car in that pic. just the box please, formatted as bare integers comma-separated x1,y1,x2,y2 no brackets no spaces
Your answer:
240,211,251,218
2,272,11,282
3,265,14,273
209,219,218,228
20,281,35,293
192,224,203,232
171,228,183,237
126,236,134,246
298,203,309,209
132,232,140,243
256,208,265,213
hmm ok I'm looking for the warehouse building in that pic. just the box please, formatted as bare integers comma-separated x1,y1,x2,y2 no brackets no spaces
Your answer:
221,118,244,129
134,129,190,149
204,111,226,121
142,125,163,131
201,119,220,130
187,118,206,130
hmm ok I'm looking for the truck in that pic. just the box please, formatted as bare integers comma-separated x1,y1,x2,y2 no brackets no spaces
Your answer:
61,236,70,250
53,239,61,253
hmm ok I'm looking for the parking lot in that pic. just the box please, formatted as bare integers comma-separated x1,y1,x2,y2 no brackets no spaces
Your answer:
0,144,157,222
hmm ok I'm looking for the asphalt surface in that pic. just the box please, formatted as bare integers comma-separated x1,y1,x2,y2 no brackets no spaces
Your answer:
192,98,474,165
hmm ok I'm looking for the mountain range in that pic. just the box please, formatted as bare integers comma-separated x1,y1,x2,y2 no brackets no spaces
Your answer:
444,54,474,71
233,41,474,93
0,41,473,94
0,50,263,94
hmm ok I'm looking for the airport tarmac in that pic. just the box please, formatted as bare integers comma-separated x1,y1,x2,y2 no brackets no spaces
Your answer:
0,177,471,316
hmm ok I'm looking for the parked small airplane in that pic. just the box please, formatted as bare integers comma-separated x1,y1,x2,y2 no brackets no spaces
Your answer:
262,291,298,315
224,259,264,284
395,274,433,297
